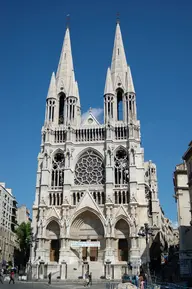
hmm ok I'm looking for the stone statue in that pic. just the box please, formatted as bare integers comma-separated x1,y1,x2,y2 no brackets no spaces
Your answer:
130,149,135,165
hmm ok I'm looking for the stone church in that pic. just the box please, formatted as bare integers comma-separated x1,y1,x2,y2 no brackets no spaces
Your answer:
31,20,160,280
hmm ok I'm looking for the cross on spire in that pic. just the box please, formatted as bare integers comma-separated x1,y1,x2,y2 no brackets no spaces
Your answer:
66,14,70,28
116,12,120,24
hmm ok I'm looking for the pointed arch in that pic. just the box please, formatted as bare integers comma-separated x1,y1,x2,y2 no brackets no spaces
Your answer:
74,148,105,185
116,88,124,121
114,215,133,227
114,145,127,154
70,208,105,239
45,216,61,228
51,150,65,189
58,92,65,124
51,148,64,157
115,218,130,238
114,146,129,185
74,147,104,165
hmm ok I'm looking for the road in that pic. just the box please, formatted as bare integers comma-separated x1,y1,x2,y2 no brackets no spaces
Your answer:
0,281,114,289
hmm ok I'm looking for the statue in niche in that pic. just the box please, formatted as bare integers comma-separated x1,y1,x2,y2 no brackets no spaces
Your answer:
130,148,135,165
105,216,112,235
39,220,43,236
107,146,112,166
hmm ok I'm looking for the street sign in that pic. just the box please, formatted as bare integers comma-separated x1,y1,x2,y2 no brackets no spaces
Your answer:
71,241,100,248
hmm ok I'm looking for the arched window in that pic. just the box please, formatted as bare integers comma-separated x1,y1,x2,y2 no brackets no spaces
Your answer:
51,152,65,189
58,93,65,124
74,149,105,185
47,100,55,122
114,148,129,185
117,89,123,121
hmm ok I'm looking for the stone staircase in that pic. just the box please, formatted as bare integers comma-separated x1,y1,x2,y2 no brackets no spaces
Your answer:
89,262,105,279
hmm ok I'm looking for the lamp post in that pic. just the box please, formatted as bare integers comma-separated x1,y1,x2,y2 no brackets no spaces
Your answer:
27,230,38,281
138,223,154,284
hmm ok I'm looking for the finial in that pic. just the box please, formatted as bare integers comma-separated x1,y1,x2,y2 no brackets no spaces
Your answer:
116,12,120,24
66,14,70,28
89,107,92,113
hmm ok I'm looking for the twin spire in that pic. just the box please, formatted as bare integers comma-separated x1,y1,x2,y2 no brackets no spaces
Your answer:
47,21,135,103
104,22,135,95
47,27,80,102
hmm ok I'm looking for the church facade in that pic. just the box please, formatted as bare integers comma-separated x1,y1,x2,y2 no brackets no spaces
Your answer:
31,21,160,280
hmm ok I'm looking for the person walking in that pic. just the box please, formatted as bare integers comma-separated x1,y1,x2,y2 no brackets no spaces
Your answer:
84,271,89,287
89,272,92,286
0,270,3,284
9,270,15,284
48,272,52,284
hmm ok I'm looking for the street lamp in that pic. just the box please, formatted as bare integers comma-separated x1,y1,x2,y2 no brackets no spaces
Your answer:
27,230,38,281
138,223,154,284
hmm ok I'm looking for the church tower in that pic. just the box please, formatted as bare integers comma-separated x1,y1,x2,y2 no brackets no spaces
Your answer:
104,21,136,124
32,20,161,280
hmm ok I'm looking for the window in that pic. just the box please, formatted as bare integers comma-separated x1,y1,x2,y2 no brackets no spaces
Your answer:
51,152,65,189
74,149,104,185
117,89,123,121
114,148,129,185
58,93,65,124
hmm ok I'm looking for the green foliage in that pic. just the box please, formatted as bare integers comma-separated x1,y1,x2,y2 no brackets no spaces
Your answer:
15,222,32,267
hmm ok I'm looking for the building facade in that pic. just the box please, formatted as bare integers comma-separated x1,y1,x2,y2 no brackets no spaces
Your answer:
183,141,192,223
17,205,31,225
32,21,164,280
173,161,192,278
0,182,17,267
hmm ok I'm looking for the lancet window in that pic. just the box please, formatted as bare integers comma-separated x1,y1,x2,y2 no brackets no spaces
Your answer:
117,88,124,121
74,149,104,185
58,93,65,124
105,95,114,121
66,97,76,122
114,148,129,185
47,100,55,122
51,152,65,189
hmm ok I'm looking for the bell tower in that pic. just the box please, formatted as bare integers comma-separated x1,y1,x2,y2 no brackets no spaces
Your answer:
104,21,137,125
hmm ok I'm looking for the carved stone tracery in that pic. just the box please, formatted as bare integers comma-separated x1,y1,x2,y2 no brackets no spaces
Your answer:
74,149,104,185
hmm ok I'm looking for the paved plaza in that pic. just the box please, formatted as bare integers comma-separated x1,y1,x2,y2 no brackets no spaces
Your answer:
0,281,110,289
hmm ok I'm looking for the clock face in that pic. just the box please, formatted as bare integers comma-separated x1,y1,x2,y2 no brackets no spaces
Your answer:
88,118,93,124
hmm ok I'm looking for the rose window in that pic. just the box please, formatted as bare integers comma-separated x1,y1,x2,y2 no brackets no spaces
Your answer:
74,149,104,185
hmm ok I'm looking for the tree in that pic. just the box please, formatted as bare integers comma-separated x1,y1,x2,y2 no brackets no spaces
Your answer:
15,222,31,268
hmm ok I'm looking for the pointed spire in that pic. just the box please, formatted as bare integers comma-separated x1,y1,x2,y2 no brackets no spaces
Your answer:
111,22,128,88
68,71,76,97
104,68,114,95
126,66,135,93
56,27,74,93
47,72,56,99
75,81,80,106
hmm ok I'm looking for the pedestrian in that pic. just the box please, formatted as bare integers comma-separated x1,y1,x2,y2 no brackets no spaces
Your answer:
48,272,52,284
84,271,89,287
9,270,15,284
0,270,3,284
89,272,92,286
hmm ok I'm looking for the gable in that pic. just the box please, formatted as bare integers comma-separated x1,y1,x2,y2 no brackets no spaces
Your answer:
115,205,133,225
81,112,100,126
45,206,60,222
74,190,104,217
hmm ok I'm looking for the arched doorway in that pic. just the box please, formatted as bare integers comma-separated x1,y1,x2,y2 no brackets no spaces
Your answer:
70,210,104,262
46,220,60,262
115,219,129,262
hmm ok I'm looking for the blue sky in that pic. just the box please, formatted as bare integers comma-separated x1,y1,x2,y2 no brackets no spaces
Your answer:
1,0,192,223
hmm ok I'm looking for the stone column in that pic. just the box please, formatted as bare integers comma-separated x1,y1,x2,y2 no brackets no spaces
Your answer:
105,260,111,280
39,261,45,279
60,261,67,280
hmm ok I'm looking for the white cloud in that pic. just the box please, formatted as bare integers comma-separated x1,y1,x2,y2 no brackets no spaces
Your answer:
171,220,178,229
81,107,103,123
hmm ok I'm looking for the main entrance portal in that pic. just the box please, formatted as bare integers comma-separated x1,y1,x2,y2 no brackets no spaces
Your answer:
70,211,104,262
46,220,60,262
115,219,129,262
